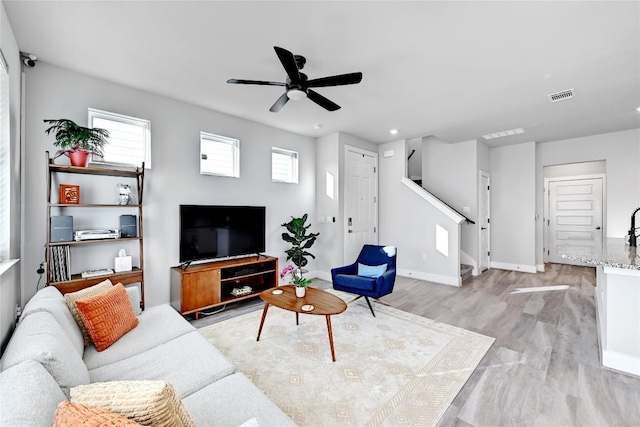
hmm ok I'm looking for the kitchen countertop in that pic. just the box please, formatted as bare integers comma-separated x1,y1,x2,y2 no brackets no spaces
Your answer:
561,237,640,270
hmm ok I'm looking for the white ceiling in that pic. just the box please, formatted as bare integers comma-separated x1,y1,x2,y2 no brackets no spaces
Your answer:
4,1,640,146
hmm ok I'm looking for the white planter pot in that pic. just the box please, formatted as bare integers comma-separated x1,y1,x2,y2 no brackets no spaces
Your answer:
295,286,306,298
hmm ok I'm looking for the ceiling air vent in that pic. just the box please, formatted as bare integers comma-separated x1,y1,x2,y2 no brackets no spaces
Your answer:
547,88,575,103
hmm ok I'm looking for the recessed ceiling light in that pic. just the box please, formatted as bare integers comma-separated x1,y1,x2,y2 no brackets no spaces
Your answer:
389,129,399,135
636,107,640,112
482,127,525,140
313,123,322,130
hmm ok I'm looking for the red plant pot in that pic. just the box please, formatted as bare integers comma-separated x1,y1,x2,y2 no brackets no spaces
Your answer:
68,150,90,167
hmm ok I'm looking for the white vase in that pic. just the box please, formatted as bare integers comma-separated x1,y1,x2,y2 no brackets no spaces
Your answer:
295,286,306,298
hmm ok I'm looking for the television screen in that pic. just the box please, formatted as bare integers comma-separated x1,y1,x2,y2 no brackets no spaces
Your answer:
179,205,266,263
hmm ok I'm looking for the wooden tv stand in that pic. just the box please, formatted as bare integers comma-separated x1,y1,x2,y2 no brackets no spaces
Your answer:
170,255,278,319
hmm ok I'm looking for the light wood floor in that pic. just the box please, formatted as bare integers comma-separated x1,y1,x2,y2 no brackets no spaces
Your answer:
190,264,640,427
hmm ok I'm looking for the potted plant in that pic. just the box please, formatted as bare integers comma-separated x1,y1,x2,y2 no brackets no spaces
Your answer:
44,119,109,167
280,264,312,297
281,213,320,270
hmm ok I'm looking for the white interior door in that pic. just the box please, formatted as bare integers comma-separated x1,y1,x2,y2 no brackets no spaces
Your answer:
344,146,378,264
479,171,490,272
548,178,603,263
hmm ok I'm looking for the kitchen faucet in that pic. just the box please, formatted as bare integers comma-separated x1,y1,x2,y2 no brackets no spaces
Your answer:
630,207,640,247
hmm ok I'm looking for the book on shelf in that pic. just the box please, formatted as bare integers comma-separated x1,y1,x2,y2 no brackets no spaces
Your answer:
50,245,71,282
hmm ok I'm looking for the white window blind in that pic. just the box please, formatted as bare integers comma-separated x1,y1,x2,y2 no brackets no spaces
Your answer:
272,148,298,184
0,51,10,261
200,132,240,178
88,108,151,168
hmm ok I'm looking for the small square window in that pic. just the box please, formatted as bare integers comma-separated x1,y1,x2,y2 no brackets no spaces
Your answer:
88,108,151,168
272,148,298,184
200,132,240,178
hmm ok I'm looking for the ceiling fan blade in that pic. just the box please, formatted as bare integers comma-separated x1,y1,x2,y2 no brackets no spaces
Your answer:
306,72,363,88
227,79,286,86
274,46,301,84
269,92,290,112
307,89,341,111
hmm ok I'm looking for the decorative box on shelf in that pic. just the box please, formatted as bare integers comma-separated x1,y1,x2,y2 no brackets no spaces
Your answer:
59,184,80,204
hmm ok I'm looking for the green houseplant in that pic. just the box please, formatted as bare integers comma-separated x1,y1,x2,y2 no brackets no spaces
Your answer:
281,213,319,270
44,119,110,167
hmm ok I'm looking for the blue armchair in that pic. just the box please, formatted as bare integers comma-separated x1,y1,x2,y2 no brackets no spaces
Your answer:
331,245,397,317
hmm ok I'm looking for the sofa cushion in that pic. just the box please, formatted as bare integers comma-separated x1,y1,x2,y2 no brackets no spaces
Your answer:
88,331,235,398
20,296,84,357
357,262,387,278
65,279,113,345
30,285,65,302
71,381,194,427
0,311,90,396
183,373,296,427
83,304,195,370
0,360,68,427
334,274,377,292
76,283,139,352
54,402,141,426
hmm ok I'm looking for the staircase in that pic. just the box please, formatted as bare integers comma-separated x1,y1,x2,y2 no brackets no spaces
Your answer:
461,264,473,282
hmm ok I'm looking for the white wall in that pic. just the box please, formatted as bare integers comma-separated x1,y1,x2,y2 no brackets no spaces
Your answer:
406,137,422,179
490,141,537,272
315,132,340,278
535,129,640,265
0,0,22,352
379,139,460,285
21,62,316,308
421,136,479,267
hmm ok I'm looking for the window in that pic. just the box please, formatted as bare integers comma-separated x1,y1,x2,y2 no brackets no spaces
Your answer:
200,132,240,178
88,108,151,168
0,50,9,261
272,148,298,184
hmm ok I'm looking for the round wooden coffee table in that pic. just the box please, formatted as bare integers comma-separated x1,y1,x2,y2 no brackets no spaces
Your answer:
256,285,347,362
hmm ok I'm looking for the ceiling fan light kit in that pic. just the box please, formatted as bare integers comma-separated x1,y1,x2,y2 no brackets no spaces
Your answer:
227,46,363,112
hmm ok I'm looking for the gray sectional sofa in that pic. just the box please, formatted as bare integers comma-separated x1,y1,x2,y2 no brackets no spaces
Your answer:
0,285,296,426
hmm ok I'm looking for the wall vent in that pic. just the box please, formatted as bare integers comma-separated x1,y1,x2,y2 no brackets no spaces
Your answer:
547,88,575,103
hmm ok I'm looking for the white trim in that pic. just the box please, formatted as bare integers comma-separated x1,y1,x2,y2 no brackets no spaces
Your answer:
88,108,152,168
271,147,299,184
478,170,491,273
400,177,465,224
490,262,537,274
0,259,19,277
343,145,379,264
537,264,546,272
602,350,640,377
397,268,461,287
543,173,606,264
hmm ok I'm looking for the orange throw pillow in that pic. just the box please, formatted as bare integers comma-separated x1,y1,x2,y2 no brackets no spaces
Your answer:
76,283,139,352
54,401,141,426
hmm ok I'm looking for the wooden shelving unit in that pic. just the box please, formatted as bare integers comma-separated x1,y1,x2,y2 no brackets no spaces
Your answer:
45,151,146,308
170,256,278,319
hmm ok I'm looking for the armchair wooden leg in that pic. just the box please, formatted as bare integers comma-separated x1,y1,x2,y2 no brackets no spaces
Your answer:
364,296,376,317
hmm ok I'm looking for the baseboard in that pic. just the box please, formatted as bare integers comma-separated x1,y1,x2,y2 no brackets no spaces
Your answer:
397,268,461,287
490,262,537,274
537,264,545,272
602,349,640,377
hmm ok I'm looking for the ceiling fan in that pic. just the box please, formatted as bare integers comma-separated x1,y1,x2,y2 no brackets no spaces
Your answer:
227,46,363,112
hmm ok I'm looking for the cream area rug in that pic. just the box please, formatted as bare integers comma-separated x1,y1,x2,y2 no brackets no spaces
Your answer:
199,291,494,427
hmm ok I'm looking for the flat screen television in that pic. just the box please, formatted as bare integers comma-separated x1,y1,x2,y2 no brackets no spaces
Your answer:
179,205,266,263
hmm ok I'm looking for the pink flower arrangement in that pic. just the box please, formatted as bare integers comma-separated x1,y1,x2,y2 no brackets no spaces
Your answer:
280,264,312,288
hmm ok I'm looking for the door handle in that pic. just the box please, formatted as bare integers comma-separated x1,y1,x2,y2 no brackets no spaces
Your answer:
596,226,601,230
481,227,487,230
348,229,353,233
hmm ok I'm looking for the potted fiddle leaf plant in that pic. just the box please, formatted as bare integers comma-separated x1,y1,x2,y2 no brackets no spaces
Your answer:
281,213,320,272
44,119,109,167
